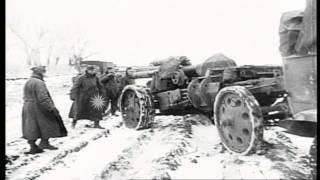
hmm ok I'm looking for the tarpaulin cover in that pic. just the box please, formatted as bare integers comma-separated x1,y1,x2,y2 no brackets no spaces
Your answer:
279,10,304,56
196,53,237,76
158,56,191,79
279,0,317,56
295,0,317,54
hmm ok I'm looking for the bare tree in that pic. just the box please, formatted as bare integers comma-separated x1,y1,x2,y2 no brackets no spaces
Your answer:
68,38,99,71
7,23,32,65
46,45,53,66
72,39,98,59
7,20,49,66
55,56,60,65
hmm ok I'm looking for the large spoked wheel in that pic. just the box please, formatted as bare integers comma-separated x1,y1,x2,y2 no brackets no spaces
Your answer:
119,85,154,130
214,86,264,155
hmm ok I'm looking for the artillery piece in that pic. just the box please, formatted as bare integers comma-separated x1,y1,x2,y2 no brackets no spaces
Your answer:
119,53,289,155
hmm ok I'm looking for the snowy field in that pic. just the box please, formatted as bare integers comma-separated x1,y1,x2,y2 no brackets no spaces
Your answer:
6,73,315,180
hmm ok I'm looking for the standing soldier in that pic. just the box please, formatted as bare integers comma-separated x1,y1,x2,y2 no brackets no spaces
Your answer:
70,65,105,129
68,64,87,122
100,67,119,116
119,67,135,93
22,66,67,154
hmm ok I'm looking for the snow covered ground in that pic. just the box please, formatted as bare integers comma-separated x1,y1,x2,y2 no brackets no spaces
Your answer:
6,74,315,180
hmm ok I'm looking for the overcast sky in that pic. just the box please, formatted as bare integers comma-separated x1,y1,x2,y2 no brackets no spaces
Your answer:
6,0,305,67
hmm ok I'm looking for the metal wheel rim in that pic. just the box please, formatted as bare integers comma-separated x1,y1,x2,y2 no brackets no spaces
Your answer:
121,89,141,129
214,86,263,155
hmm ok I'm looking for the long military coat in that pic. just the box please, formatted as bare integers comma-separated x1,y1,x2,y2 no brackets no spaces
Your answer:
100,73,119,99
68,73,82,119
69,72,105,121
22,73,67,140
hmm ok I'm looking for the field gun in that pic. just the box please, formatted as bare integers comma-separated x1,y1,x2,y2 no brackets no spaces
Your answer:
119,53,290,155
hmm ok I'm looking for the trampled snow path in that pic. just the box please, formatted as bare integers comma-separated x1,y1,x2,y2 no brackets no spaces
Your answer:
7,114,313,180
6,75,314,180
6,117,120,180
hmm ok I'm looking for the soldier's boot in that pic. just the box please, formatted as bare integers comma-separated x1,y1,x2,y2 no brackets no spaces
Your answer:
111,101,119,116
71,119,77,129
111,109,119,117
25,140,43,154
93,121,105,129
112,112,119,117
38,139,58,150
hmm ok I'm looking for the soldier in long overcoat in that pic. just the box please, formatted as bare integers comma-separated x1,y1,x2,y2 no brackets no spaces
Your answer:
70,65,105,129
68,64,88,120
100,67,119,116
22,66,67,154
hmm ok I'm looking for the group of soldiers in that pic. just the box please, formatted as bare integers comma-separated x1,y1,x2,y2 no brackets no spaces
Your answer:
21,65,134,154
68,65,135,129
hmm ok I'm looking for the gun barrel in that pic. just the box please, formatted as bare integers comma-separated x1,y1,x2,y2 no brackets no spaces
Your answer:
181,65,199,77
128,69,158,79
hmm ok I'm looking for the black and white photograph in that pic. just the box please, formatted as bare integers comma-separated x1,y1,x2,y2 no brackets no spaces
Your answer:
5,0,317,179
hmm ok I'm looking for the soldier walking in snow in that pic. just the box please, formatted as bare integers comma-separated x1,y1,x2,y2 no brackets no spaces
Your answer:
70,65,106,129
22,66,67,154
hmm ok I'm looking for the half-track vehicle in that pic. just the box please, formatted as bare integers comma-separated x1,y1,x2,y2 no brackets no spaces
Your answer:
119,53,288,155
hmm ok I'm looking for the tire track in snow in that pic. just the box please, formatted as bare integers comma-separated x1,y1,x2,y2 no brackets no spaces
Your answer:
97,115,211,179
262,129,312,179
218,128,312,180
162,115,313,180
97,128,156,179
6,110,313,180
6,126,88,177
6,117,121,180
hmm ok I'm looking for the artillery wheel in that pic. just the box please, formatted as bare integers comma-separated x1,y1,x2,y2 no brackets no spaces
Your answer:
214,86,264,155
119,85,154,130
